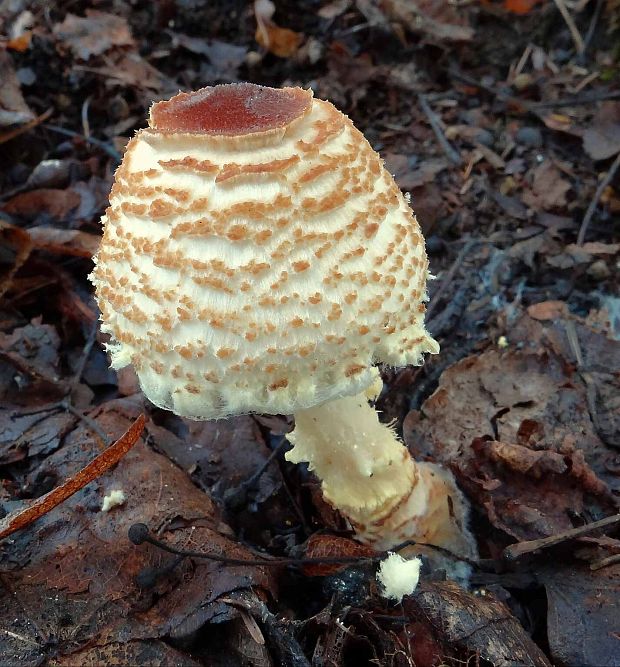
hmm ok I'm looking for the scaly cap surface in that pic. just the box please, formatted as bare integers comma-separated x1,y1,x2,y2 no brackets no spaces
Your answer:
90,83,439,419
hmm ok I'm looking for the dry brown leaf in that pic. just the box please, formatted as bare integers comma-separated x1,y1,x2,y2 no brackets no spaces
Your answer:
380,0,474,42
0,402,275,664
27,226,100,258
302,534,375,577
546,242,620,269
2,188,81,221
583,102,620,161
0,48,35,127
527,300,570,321
0,414,144,541
53,10,135,60
254,0,304,57
0,220,32,299
404,309,618,541
522,161,571,211
542,563,620,666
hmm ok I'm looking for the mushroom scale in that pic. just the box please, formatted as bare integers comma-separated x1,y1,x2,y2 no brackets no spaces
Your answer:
90,84,439,420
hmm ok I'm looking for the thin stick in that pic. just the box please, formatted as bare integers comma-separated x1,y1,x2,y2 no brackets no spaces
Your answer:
418,94,462,166
0,414,145,541
590,553,620,571
581,0,605,60
552,0,585,54
450,68,620,110
43,124,122,162
577,151,620,245
131,526,479,569
0,108,53,145
503,513,620,561
426,239,477,320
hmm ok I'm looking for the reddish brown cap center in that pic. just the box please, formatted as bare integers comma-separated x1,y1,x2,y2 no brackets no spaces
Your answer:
149,83,313,135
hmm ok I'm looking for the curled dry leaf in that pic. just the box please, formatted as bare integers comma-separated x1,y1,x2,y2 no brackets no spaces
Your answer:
404,308,619,541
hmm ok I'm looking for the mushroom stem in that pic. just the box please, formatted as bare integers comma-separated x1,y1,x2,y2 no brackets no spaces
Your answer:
287,387,476,559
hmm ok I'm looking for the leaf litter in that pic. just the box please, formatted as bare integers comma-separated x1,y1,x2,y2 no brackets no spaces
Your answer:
0,0,619,665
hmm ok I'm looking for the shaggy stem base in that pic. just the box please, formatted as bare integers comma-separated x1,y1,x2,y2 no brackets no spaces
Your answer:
287,390,476,560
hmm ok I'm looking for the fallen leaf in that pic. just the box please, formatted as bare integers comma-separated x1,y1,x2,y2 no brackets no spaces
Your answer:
0,48,35,127
380,0,474,42
53,10,135,61
169,32,247,80
385,155,449,191
0,401,275,664
302,534,375,577
504,0,541,14
81,52,169,91
404,309,619,541
583,102,620,161
522,161,571,211
541,563,620,666
0,318,62,387
148,415,281,506
546,242,620,269
27,226,100,258
2,188,81,222
318,0,353,19
0,414,145,540
0,220,32,299
527,300,569,321
254,0,304,57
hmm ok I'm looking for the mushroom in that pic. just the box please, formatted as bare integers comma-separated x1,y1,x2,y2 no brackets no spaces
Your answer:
90,83,476,569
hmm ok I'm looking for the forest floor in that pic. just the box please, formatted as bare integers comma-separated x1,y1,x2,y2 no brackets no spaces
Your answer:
0,1,619,665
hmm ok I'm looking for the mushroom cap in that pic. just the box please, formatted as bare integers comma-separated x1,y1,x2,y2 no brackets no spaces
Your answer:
90,83,439,420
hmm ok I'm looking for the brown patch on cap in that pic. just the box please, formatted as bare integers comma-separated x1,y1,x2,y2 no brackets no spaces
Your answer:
150,83,313,135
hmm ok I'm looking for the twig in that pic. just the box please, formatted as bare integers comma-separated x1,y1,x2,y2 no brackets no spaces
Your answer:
129,524,479,569
581,0,605,60
530,89,620,108
70,322,99,388
0,108,53,145
418,94,462,166
552,0,585,54
450,68,620,111
590,552,620,571
42,123,122,163
426,239,477,320
63,401,111,446
503,513,620,561
577,151,620,245
0,414,145,541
